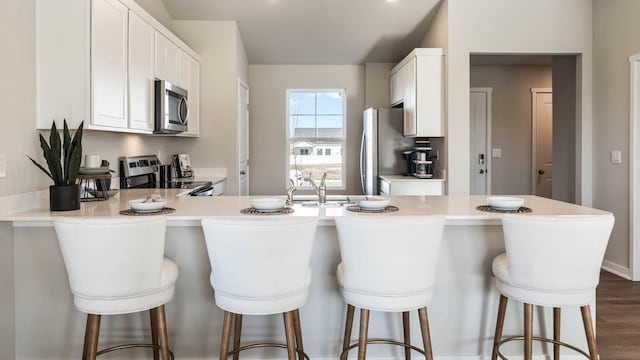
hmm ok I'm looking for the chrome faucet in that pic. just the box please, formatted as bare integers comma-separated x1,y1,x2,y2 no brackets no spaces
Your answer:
304,172,327,204
286,179,297,206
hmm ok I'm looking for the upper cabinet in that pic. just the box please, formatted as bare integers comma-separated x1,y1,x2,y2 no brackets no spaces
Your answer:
390,48,444,138
36,0,201,136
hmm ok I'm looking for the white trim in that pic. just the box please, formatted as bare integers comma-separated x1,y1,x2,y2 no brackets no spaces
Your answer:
530,88,553,195
470,87,493,195
237,78,250,196
602,260,632,280
629,55,640,280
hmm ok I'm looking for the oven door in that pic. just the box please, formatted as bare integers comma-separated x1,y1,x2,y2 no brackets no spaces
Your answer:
155,80,189,133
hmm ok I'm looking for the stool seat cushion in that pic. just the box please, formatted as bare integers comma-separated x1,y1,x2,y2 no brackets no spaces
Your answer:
337,263,433,312
213,269,312,315
492,253,594,307
74,257,178,315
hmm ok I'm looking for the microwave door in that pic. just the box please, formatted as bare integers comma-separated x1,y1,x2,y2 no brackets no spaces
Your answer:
178,96,189,125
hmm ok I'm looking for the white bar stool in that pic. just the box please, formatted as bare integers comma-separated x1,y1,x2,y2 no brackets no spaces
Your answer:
54,217,178,360
491,215,615,360
201,217,318,360
334,215,446,360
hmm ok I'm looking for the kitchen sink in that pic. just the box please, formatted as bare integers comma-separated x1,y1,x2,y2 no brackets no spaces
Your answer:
291,195,356,207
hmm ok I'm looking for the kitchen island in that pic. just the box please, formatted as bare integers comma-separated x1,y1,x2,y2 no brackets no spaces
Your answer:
0,192,609,360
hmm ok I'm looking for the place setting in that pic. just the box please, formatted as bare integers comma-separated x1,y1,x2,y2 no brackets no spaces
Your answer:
346,196,398,213
241,197,294,215
120,194,175,216
476,196,532,214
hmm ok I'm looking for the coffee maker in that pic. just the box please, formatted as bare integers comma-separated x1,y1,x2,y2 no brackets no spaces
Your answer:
403,139,434,178
173,154,194,178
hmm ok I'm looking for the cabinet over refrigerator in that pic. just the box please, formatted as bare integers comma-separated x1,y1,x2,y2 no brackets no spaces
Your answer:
360,108,413,195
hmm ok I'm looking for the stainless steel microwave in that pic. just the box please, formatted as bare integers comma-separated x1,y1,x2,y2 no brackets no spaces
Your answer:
154,80,188,133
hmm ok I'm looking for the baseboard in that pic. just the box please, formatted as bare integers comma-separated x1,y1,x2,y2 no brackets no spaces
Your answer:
602,260,632,280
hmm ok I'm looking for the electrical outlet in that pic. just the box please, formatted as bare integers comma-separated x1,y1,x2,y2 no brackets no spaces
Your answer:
492,148,502,158
0,154,6,178
611,150,622,164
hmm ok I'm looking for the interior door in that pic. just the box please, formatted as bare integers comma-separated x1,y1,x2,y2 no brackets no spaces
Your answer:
238,79,250,195
533,90,553,198
470,88,492,195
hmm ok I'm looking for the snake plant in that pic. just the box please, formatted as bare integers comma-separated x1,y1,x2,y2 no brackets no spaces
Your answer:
28,120,84,186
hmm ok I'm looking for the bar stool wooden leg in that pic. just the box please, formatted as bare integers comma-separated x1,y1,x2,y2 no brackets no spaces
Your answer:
82,314,101,360
358,309,370,360
342,304,355,357
418,307,434,360
233,314,243,360
156,305,171,360
524,304,533,360
150,308,160,360
581,305,598,360
402,311,411,360
292,309,305,360
220,311,233,360
553,307,561,360
283,311,297,360
491,295,508,360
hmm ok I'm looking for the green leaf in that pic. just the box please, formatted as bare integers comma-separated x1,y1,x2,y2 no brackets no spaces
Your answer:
38,133,61,185
26,155,53,181
48,122,63,185
63,120,71,184
66,121,84,185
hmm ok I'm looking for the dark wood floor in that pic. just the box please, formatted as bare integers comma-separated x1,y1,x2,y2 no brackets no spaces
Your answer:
597,271,640,359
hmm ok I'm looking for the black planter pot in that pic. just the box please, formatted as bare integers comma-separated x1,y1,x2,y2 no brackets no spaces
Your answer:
49,185,81,211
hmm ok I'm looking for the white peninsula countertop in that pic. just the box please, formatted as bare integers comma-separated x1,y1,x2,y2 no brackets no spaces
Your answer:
0,193,610,360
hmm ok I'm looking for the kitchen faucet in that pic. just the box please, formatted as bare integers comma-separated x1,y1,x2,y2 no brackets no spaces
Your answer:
304,172,327,204
286,179,297,206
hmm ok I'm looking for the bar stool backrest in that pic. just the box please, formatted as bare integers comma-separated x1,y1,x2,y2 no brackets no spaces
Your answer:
54,217,168,299
501,215,614,292
201,217,318,299
334,215,446,296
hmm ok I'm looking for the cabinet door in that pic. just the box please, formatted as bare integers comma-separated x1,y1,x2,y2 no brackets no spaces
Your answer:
390,71,402,106
91,0,128,128
128,12,154,131
155,32,179,84
415,54,444,137
177,50,190,89
181,55,200,137
403,58,417,137
389,181,444,195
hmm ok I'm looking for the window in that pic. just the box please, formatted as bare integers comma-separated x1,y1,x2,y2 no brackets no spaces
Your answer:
287,89,346,189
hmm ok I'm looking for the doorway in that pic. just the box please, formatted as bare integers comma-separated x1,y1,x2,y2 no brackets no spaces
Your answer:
531,89,553,198
470,88,492,195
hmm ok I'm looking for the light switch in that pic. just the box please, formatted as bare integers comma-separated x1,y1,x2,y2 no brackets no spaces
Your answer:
0,154,6,178
492,148,502,158
611,150,622,164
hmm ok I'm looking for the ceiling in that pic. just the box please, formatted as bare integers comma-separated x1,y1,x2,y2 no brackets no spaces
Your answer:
161,0,442,64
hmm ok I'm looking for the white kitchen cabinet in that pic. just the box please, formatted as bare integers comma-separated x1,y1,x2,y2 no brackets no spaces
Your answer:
36,0,201,134
179,55,200,137
128,11,154,131
379,176,445,196
390,48,444,138
91,0,128,129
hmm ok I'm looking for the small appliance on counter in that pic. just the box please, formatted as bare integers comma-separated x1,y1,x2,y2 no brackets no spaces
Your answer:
401,139,434,179
173,154,194,178
119,155,213,195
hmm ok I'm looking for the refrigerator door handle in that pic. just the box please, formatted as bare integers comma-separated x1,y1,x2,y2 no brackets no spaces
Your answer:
360,130,366,195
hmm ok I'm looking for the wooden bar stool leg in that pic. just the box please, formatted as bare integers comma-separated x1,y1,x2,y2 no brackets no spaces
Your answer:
553,307,561,360
581,305,598,360
82,314,101,360
491,295,508,360
220,311,233,360
358,309,370,360
156,305,171,360
402,311,411,360
342,304,355,359
524,304,533,360
233,314,243,360
418,307,434,360
284,311,297,360
292,309,305,360
150,308,160,360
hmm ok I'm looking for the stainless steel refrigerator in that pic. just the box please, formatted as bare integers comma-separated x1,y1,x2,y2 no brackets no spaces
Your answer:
360,108,414,195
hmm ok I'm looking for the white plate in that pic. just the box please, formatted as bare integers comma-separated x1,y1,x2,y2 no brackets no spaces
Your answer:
129,198,167,212
487,197,524,210
358,196,390,210
79,167,110,175
251,197,286,211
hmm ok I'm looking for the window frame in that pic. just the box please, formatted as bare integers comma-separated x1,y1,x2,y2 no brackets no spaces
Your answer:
286,89,347,190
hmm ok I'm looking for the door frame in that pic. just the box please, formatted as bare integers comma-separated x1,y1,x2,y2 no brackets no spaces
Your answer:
237,78,249,195
470,87,493,195
530,88,553,195
629,55,640,280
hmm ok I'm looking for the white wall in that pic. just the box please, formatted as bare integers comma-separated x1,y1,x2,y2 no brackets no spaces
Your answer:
470,65,552,195
172,21,249,195
593,0,640,272
249,65,365,195
364,62,393,109
444,0,593,202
